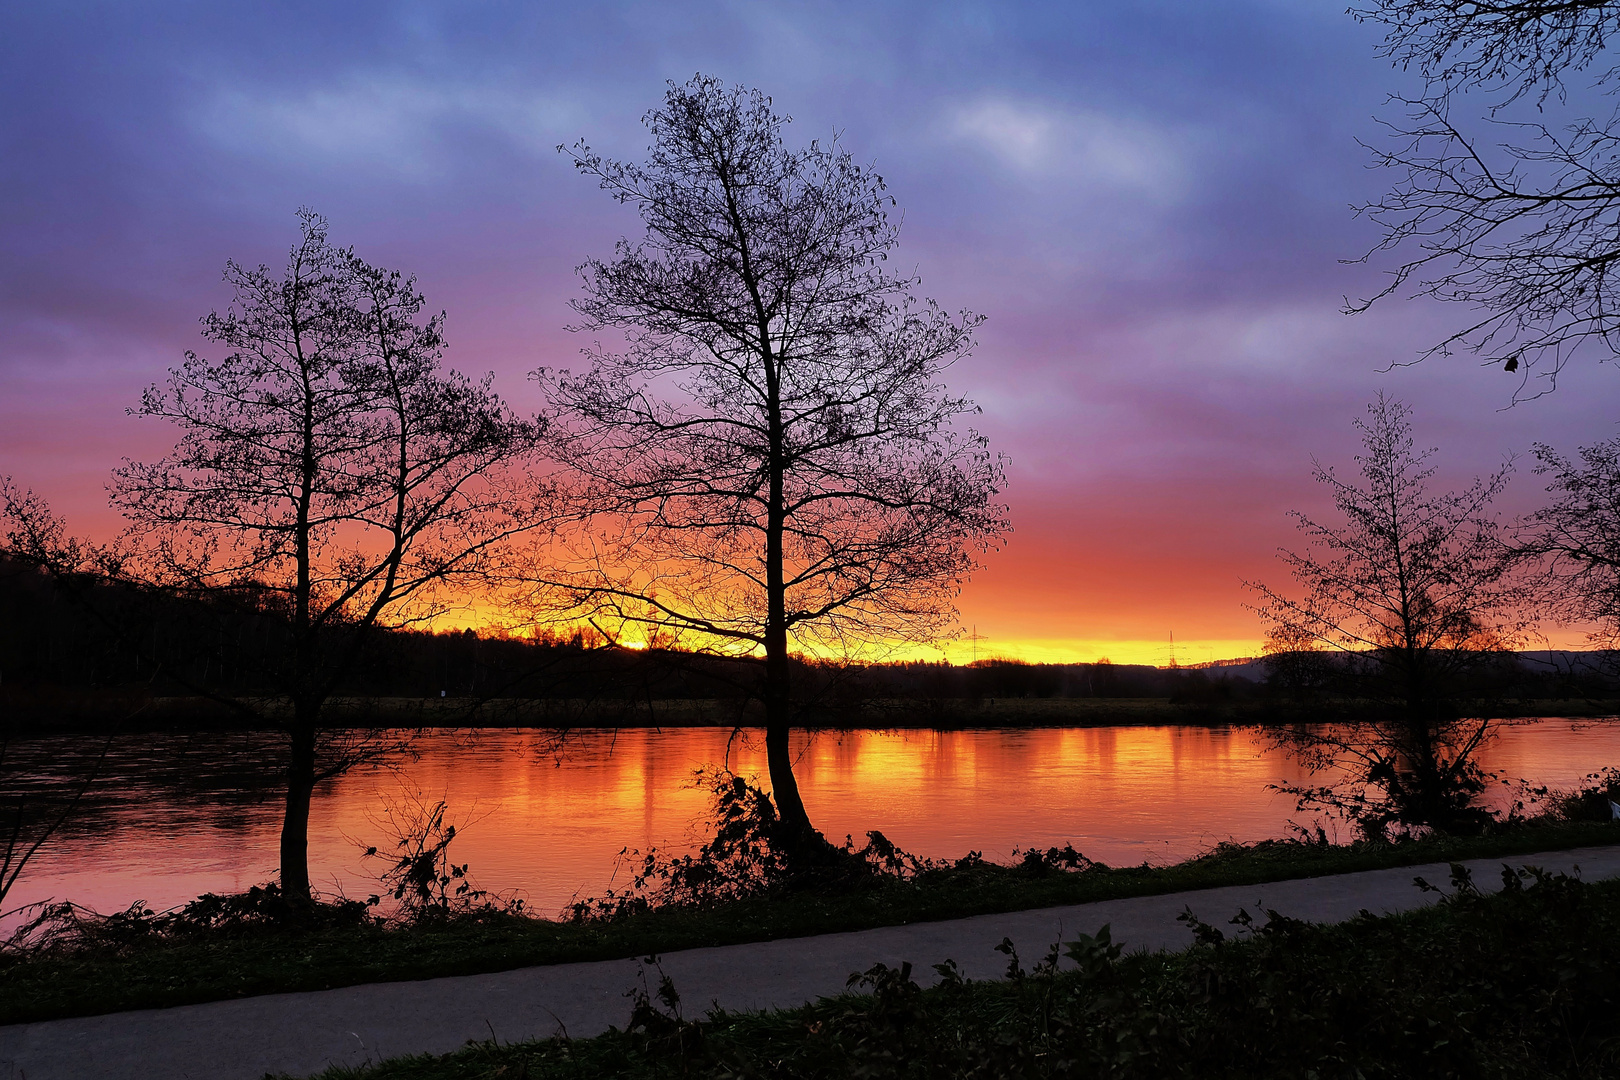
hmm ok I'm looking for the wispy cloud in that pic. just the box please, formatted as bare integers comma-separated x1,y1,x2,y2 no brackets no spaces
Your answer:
192,74,585,178
948,96,1188,201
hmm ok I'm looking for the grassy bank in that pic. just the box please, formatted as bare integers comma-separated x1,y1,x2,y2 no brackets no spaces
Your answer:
3,818,1616,1026
301,865,1620,1080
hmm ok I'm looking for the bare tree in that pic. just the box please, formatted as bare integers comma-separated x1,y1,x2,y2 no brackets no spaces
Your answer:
1520,434,1620,652
532,76,1008,850
98,211,546,900
1349,1,1620,394
0,483,146,923
1356,2,1618,102
1248,396,1531,836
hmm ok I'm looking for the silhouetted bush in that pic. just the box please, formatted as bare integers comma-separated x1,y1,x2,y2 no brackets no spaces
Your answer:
566,772,1104,922
1542,766,1620,824
5,884,374,954
485,865,1620,1080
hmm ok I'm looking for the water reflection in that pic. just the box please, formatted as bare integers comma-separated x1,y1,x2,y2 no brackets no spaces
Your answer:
7,719,1618,923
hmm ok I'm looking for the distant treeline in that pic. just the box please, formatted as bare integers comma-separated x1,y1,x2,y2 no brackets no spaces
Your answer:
0,558,1185,701
3,560,1614,723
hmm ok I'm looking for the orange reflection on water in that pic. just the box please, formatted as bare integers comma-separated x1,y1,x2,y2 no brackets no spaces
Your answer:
9,719,1619,924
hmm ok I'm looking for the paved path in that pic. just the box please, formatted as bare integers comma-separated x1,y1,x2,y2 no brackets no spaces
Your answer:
5,845,1620,1080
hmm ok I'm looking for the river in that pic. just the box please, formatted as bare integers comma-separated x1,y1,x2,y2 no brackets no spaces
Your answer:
5,718,1618,924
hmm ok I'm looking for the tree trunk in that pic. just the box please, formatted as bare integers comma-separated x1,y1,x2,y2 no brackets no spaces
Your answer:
279,703,318,901
760,325,816,850
763,504,814,843
763,645,813,845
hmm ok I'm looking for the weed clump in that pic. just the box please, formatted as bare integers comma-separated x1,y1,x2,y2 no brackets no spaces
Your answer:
1013,843,1096,875
4,883,372,956
360,795,524,926
1543,765,1620,823
567,770,1103,921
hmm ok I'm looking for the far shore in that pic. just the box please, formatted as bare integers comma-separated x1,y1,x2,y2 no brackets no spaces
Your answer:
5,689,1619,734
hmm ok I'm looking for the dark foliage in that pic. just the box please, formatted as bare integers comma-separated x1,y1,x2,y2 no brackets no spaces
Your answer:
1541,764,1620,821
312,864,1620,1079
359,794,524,925
565,770,1010,920
5,816,1616,1026
8,884,374,956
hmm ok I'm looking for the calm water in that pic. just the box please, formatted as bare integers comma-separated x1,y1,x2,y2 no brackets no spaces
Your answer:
6,719,1619,923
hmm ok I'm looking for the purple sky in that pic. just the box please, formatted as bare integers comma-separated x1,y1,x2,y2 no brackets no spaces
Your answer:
4,1,1617,663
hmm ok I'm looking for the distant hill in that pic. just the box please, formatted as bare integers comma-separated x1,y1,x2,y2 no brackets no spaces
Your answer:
1183,650,1615,685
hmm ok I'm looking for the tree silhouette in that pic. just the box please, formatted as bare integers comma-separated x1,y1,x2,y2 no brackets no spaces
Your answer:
1350,1,1620,394
1356,2,1617,102
105,211,545,900
1248,395,1531,836
1520,433,1620,654
533,76,1008,849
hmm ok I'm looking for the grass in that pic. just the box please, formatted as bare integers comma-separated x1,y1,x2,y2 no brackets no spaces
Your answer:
295,864,1620,1080
2,817,1616,1026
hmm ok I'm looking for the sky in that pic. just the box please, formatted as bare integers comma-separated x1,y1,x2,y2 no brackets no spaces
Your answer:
4,1,1618,666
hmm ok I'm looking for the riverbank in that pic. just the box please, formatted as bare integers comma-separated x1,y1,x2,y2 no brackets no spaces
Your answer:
288,854,1620,1080
3,818,1615,1026
6,843,1618,1080
8,689,1620,733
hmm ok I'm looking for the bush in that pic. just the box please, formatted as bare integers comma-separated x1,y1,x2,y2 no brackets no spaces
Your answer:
437,864,1620,1080
1547,766,1620,823
4,883,373,955
566,770,1102,921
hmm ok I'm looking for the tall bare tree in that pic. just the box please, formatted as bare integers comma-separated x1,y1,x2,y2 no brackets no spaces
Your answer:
533,76,1008,850
1519,434,1620,653
1350,1,1620,394
1249,395,1530,836
104,211,545,900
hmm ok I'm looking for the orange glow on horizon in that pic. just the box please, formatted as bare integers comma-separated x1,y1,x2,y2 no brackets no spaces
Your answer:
888,636,1265,668
419,604,1264,668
